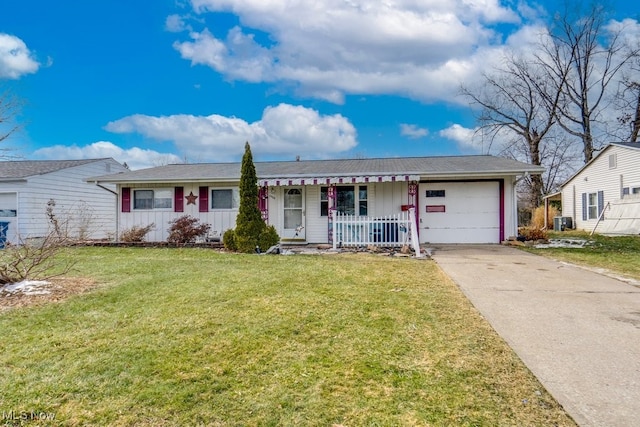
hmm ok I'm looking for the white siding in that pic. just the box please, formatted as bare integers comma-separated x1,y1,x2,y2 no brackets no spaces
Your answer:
117,177,522,245
561,146,640,231
0,192,18,243
301,182,410,244
0,159,126,242
119,183,240,242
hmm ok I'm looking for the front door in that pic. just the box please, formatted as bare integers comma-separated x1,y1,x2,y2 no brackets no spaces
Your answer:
283,187,306,240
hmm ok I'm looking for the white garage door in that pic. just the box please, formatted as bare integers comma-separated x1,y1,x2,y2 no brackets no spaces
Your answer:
419,181,500,244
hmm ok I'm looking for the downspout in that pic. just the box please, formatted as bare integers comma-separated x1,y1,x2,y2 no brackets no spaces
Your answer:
92,181,119,242
95,183,117,196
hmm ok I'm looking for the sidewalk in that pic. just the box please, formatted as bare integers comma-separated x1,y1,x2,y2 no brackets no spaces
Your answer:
430,245,640,427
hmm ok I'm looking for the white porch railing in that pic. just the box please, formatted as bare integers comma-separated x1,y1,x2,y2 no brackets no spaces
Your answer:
333,211,413,249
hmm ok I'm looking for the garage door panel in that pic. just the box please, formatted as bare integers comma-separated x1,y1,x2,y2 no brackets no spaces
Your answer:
420,182,500,244
425,227,499,244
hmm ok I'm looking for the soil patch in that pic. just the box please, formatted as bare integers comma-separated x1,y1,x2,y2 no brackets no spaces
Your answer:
0,277,98,312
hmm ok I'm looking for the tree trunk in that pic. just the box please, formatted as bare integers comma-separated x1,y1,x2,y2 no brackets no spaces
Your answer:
631,89,640,143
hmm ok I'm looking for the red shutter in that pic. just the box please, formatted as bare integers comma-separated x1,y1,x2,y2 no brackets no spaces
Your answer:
199,186,208,212
174,186,184,212
122,187,131,212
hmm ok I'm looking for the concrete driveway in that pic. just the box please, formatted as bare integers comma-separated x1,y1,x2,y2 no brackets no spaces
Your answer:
430,245,640,427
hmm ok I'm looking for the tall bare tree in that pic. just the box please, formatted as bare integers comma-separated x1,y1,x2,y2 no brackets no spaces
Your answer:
613,58,640,142
460,53,571,207
0,85,23,157
546,3,640,162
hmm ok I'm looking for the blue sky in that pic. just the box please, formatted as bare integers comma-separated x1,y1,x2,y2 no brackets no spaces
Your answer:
0,0,638,169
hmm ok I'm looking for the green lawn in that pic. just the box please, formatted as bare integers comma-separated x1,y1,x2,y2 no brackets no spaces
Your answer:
525,231,640,281
0,247,575,426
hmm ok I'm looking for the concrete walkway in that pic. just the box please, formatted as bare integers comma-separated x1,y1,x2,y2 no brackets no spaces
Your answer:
430,245,640,427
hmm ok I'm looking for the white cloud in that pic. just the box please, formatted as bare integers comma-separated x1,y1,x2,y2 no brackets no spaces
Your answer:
172,0,523,104
104,103,357,161
439,124,482,150
400,124,428,139
0,33,40,79
33,141,182,170
166,14,191,32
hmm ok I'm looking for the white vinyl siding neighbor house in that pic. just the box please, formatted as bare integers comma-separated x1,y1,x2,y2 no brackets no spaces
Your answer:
90,155,544,245
0,158,128,244
560,143,640,234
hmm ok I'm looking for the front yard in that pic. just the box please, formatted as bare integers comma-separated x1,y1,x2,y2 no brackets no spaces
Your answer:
525,231,640,281
0,248,575,426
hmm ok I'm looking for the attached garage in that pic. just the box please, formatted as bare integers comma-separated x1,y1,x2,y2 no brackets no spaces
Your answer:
419,181,503,244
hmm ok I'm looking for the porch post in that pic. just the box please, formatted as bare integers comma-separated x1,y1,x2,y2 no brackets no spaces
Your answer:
328,184,336,247
408,181,418,236
259,184,269,223
409,207,423,258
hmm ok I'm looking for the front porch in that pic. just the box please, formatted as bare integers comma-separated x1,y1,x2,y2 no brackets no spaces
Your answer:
332,208,422,255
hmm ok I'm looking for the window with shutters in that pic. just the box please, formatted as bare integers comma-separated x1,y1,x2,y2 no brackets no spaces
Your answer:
210,189,239,210
133,189,173,210
587,192,598,219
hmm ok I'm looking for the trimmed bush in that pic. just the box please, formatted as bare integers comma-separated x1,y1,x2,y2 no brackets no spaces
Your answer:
258,225,280,252
223,229,237,251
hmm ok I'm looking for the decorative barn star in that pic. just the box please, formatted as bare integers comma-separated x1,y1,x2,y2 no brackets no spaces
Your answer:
185,191,198,205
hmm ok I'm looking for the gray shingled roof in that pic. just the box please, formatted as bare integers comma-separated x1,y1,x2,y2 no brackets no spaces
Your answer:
90,155,544,184
0,159,110,180
612,142,640,150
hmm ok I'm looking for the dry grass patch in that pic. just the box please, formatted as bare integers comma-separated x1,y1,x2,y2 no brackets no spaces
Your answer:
0,276,98,312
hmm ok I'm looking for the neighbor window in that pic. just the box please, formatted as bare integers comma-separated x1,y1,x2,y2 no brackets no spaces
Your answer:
0,193,17,217
133,189,173,210
609,154,617,169
321,185,367,216
623,185,640,197
587,192,598,219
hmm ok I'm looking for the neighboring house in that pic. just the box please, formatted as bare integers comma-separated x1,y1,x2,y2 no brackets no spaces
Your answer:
90,155,543,245
559,142,640,234
0,158,129,244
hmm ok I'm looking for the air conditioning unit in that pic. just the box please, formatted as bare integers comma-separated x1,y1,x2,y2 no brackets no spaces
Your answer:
553,216,573,231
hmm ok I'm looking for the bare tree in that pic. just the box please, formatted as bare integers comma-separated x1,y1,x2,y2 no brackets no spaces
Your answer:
460,53,570,207
0,201,75,285
460,2,639,210
0,85,22,156
546,3,640,162
613,58,640,142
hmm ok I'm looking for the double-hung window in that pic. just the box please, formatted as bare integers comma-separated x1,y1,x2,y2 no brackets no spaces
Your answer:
133,189,173,210
587,192,598,219
582,190,604,220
